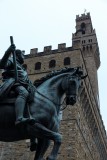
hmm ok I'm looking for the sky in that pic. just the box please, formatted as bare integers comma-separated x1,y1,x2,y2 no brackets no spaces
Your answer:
0,0,107,132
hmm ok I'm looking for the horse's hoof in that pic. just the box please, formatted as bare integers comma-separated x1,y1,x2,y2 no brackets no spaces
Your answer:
46,156,55,160
30,143,37,152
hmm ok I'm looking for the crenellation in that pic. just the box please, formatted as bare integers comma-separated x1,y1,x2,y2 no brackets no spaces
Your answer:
44,45,52,53
76,15,79,19
22,50,25,54
58,43,66,51
81,13,86,17
30,48,38,54
25,44,73,59
87,12,90,16
76,12,90,22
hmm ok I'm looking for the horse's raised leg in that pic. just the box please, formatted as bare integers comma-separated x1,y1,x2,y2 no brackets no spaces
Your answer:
28,123,62,160
34,138,50,160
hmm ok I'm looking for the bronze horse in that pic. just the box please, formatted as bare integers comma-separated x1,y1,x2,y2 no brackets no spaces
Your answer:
0,67,86,160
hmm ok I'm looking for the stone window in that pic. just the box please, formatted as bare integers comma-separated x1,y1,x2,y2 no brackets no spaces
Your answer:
49,60,56,68
89,39,92,43
81,22,86,29
83,46,85,51
82,40,86,44
64,57,70,65
35,62,41,70
81,22,86,34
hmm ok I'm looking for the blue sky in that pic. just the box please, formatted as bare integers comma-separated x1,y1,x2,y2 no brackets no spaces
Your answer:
0,0,107,131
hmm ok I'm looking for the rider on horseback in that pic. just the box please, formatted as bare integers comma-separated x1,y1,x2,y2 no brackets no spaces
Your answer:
0,44,35,126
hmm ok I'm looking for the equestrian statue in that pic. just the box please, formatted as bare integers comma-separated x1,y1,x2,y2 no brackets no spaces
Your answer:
0,37,87,160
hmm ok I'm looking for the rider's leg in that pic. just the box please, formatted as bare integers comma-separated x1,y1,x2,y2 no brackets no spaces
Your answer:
14,85,35,125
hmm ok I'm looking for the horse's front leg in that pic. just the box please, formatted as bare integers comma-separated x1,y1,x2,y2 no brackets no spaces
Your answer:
46,137,62,160
34,138,50,160
28,123,62,160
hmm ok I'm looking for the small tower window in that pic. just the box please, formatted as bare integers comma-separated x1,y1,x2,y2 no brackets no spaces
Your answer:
81,22,86,34
90,45,92,50
49,60,56,68
35,62,41,70
83,46,85,51
64,57,70,65
89,39,92,43
81,22,86,29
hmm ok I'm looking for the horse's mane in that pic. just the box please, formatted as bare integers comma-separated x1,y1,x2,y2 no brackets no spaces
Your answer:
34,67,77,87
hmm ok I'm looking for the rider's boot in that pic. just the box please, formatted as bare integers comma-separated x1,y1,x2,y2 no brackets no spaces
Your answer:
15,96,35,126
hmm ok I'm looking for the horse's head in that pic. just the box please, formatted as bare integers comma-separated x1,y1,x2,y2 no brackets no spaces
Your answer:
62,67,87,105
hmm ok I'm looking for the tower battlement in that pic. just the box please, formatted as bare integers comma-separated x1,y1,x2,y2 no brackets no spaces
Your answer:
25,43,73,58
76,12,90,21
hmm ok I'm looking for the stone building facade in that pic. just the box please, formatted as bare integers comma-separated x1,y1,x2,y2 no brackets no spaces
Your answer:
0,12,107,160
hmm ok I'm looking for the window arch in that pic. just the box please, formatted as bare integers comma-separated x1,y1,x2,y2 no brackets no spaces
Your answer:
83,46,85,51
81,22,86,34
35,62,41,70
49,60,56,68
64,57,70,65
81,22,86,29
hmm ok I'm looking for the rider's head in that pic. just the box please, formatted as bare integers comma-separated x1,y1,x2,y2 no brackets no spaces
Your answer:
16,49,24,64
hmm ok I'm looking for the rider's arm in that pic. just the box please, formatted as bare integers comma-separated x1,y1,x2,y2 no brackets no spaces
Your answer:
0,44,15,69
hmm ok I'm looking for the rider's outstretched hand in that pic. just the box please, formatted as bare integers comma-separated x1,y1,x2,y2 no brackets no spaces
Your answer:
5,44,16,54
0,44,16,69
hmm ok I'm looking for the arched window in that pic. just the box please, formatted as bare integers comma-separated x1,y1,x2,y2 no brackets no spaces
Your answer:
81,22,86,29
64,57,70,65
83,46,85,51
35,62,41,70
49,60,56,68
81,22,86,34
